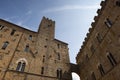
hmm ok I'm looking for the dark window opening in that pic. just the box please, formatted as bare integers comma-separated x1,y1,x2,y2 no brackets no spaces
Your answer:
116,1,120,6
21,63,26,72
104,18,112,28
58,53,60,60
107,52,117,66
97,33,103,43
41,67,44,74
46,39,48,41
10,29,16,35
43,56,45,63
44,45,47,48
16,62,21,71
2,41,9,50
0,25,4,30
16,62,26,72
57,44,60,49
28,35,32,40
98,64,105,76
91,72,96,80
24,45,29,52
57,69,62,79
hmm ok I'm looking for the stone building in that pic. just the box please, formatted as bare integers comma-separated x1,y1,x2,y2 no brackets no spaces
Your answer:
0,17,72,80
76,0,120,80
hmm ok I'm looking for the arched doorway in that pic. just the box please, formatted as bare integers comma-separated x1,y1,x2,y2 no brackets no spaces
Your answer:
72,72,80,80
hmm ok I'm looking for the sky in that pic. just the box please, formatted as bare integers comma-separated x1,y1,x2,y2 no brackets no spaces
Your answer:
0,0,102,79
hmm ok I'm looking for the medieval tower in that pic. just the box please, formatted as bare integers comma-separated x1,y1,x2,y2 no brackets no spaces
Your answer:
0,17,72,80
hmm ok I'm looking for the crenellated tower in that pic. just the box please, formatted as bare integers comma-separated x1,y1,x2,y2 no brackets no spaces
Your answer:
0,17,72,80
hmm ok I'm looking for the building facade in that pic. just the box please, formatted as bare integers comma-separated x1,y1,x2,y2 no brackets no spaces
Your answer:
0,17,72,80
76,0,120,80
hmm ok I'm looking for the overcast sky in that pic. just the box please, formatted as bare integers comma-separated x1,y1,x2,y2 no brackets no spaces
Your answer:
0,0,103,79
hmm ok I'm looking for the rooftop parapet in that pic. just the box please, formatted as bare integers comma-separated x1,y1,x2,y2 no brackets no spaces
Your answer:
76,0,108,61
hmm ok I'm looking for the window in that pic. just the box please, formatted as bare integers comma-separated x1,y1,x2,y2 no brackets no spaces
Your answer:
107,52,117,66
57,69,62,79
43,56,45,63
0,25,4,30
116,1,120,6
91,72,96,80
41,67,44,74
28,35,32,40
24,45,29,52
96,33,103,43
10,29,16,35
16,62,26,72
2,41,9,50
57,44,60,48
98,64,105,76
58,53,60,60
90,45,95,53
104,18,112,28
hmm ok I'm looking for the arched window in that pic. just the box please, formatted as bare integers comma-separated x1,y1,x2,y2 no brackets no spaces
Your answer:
16,62,26,72
57,68,62,79
16,62,21,71
2,41,9,50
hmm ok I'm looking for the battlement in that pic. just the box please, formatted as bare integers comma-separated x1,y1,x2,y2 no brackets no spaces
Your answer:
76,0,108,59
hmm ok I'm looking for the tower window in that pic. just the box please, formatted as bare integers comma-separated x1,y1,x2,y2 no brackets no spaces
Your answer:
28,35,32,40
57,69,62,79
10,29,16,35
16,62,26,72
96,33,103,43
98,64,105,76
2,41,9,50
91,72,96,80
104,18,112,28
0,25,4,30
43,56,45,63
116,1,120,6
58,53,60,60
57,44,60,49
24,45,29,52
107,52,117,66
41,67,44,74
